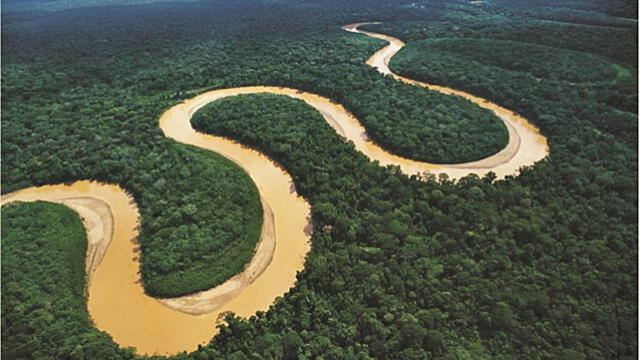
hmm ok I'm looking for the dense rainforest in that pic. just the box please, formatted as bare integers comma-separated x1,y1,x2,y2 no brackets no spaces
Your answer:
1,0,637,359
2,202,135,359
381,23,638,145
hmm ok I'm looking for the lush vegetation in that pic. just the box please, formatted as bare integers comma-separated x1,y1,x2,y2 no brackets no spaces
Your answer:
2,1,514,295
399,38,626,83
2,130,263,299
1,201,135,359
2,2,510,165
488,0,638,19
388,38,637,143
364,16,638,147
369,17,638,67
2,0,637,359
2,4,272,297
192,87,636,359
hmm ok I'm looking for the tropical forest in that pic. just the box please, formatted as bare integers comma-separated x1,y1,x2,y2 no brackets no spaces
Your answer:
1,0,637,359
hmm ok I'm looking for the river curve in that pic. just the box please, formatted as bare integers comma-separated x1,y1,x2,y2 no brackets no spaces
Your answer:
343,22,549,179
1,23,549,356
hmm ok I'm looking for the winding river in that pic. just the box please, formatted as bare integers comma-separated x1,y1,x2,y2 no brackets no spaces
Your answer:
1,24,548,355
343,23,548,179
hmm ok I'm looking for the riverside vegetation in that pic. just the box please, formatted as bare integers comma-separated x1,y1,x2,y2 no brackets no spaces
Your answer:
2,0,637,359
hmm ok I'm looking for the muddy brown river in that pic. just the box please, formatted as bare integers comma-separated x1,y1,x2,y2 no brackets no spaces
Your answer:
1,24,548,356
343,22,549,178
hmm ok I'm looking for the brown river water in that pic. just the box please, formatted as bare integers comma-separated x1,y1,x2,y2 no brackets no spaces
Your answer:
1,24,548,356
343,22,549,179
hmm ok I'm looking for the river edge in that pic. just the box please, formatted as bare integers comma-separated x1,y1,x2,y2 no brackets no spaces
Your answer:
1,170,309,355
1,22,551,356
1,188,116,276
343,22,549,179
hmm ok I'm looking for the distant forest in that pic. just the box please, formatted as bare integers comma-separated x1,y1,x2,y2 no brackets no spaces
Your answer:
2,0,637,359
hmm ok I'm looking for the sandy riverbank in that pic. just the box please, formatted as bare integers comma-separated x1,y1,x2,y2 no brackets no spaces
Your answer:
343,22,549,179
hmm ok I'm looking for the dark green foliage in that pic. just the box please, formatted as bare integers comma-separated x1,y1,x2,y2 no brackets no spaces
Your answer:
2,0,637,359
1,111,264,299
2,32,265,298
501,7,637,27
340,80,509,164
2,3,509,164
2,1,510,294
403,38,626,83
193,89,636,359
138,145,263,298
365,17,638,66
488,0,638,19
1,201,135,359
378,22,638,145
